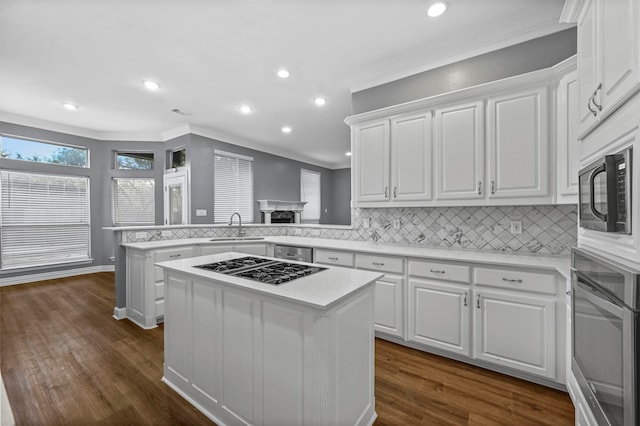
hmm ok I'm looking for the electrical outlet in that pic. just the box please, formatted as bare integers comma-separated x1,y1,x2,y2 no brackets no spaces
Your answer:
135,232,147,239
393,218,401,229
161,230,172,237
195,209,207,217
363,217,370,229
510,221,522,235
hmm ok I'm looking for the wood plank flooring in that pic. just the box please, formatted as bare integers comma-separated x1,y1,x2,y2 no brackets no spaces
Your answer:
1,273,574,425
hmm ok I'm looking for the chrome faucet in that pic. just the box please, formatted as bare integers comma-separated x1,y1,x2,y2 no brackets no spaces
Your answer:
228,212,245,237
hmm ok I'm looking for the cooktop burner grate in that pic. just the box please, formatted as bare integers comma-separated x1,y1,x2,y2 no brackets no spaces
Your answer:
194,256,326,285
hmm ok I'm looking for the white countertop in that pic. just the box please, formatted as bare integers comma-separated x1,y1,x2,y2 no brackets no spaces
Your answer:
155,252,382,309
125,236,571,279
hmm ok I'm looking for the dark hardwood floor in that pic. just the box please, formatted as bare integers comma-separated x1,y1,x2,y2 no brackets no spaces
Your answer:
1,273,574,425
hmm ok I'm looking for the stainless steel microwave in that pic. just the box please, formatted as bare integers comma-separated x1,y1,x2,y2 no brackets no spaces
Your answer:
578,147,632,234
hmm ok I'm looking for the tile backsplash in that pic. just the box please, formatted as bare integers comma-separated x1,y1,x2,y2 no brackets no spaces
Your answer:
289,205,577,256
121,205,577,257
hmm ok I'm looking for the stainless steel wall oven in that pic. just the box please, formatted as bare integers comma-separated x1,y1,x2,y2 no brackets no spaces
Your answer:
572,248,640,425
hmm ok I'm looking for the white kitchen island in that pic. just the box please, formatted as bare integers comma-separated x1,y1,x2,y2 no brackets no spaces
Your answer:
155,252,382,426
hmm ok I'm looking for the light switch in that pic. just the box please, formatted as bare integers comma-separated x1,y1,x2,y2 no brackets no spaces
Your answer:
196,209,207,217
510,221,522,234
393,218,401,229
363,217,370,229
161,230,172,237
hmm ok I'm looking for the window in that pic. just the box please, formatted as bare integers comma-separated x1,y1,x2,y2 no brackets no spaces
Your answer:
1,135,88,167
0,170,90,269
214,150,253,223
112,178,155,225
301,169,321,223
115,152,154,170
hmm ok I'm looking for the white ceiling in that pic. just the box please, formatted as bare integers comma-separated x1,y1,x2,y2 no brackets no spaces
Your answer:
0,0,572,169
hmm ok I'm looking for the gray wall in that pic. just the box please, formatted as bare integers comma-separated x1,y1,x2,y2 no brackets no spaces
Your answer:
352,28,577,114
330,168,351,225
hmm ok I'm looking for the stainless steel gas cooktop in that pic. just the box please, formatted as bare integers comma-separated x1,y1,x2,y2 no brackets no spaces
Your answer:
194,256,326,285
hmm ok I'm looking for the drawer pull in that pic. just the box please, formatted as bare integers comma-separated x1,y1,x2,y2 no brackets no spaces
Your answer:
372,262,385,266
328,256,339,261
463,293,468,307
502,277,523,283
430,269,445,274
476,295,481,309
169,254,182,258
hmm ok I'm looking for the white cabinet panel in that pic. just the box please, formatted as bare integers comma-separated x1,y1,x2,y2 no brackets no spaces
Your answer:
391,112,432,201
435,101,485,200
192,281,220,404
556,68,580,203
354,120,390,202
577,0,599,135
373,274,404,337
409,279,470,357
165,275,190,384
473,289,556,379
487,87,549,199
315,249,354,267
198,245,232,256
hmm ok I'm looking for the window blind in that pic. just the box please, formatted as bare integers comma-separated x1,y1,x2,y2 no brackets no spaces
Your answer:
301,169,321,222
214,151,254,223
112,178,155,225
1,170,90,269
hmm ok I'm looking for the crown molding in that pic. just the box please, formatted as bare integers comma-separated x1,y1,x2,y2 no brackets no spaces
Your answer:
0,111,103,139
560,0,585,23
551,55,577,78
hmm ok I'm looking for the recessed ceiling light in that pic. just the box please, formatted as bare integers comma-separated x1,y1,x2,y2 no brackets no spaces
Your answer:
62,102,78,110
282,126,292,134
427,1,448,17
314,97,327,106
239,105,253,114
277,69,290,79
346,152,352,156
143,80,160,90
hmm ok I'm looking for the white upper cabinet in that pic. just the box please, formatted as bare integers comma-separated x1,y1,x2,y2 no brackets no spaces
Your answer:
487,86,550,200
354,120,390,202
556,66,580,203
391,112,433,202
565,0,640,137
434,101,485,201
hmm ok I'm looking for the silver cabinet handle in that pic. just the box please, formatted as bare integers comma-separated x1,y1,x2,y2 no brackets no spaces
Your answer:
592,83,602,111
478,181,482,195
463,293,468,307
169,254,182,258
502,277,523,283
384,186,388,198
372,262,384,266
491,180,495,194
566,290,572,296
429,269,445,274
328,256,339,261
476,295,481,309
588,95,597,116
393,187,397,198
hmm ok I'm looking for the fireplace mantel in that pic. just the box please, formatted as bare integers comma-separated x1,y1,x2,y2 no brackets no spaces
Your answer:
257,200,307,224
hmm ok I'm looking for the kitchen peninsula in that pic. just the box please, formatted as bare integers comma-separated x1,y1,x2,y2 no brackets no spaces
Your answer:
155,252,382,426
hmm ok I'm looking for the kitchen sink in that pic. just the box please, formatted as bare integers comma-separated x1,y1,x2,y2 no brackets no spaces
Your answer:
209,237,265,242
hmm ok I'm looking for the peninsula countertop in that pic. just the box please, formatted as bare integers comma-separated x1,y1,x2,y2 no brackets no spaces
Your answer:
155,251,383,309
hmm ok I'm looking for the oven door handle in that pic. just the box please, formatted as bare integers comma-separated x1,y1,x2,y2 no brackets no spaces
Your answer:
588,164,608,222
575,279,624,317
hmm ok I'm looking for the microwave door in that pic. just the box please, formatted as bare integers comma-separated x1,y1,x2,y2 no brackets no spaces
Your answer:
590,164,608,222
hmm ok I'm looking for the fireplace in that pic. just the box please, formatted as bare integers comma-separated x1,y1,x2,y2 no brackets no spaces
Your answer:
257,200,307,224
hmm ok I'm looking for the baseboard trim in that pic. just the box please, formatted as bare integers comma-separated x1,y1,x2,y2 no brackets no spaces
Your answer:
113,307,127,320
0,265,114,287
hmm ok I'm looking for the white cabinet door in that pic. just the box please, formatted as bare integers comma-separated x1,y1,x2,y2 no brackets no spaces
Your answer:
556,69,580,203
473,289,556,379
577,0,599,135
434,101,485,200
599,0,640,119
373,274,404,338
390,112,432,201
487,87,550,200
354,120,390,202
408,279,470,357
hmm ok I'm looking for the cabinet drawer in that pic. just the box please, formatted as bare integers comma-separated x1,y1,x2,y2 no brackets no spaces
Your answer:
315,249,354,267
409,260,470,283
356,254,403,274
155,299,164,317
474,268,556,295
155,281,164,299
154,247,194,281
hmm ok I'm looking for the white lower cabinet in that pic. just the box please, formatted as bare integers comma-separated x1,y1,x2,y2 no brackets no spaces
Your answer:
198,243,267,257
409,279,471,356
355,253,405,338
473,288,556,379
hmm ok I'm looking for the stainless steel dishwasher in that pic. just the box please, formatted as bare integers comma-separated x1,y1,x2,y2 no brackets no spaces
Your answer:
274,244,313,262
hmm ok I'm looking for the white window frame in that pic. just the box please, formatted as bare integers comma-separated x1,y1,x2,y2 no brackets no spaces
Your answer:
213,150,254,223
0,170,91,270
300,168,321,223
112,178,156,226
0,134,90,168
